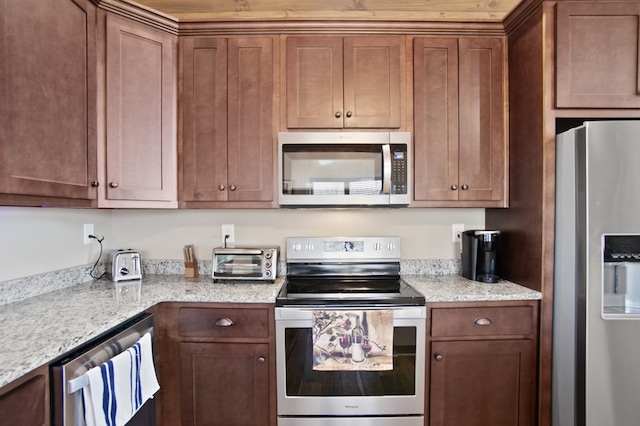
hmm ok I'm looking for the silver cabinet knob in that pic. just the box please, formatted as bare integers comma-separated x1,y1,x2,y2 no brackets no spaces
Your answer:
109,181,119,188
258,356,266,364
335,111,342,118
451,184,458,190
91,181,99,188
461,184,469,190
346,111,353,118
215,318,234,327
218,184,225,191
474,317,492,326
229,185,236,191
434,354,443,361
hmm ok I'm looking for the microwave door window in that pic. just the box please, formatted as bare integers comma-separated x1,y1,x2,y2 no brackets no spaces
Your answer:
282,144,383,195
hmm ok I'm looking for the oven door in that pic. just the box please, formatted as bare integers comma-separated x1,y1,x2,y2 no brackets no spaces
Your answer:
275,306,425,418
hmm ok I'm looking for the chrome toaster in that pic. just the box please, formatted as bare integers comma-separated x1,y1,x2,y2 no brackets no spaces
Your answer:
108,249,143,282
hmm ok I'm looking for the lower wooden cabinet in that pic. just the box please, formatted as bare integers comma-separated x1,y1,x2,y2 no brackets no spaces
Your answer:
0,364,49,426
155,302,276,426
180,342,270,426
427,301,538,426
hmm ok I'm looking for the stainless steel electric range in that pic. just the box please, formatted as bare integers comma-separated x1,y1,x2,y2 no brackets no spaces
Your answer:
275,237,426,426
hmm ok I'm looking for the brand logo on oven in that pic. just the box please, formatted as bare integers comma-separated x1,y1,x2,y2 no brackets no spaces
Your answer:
345,405,359,409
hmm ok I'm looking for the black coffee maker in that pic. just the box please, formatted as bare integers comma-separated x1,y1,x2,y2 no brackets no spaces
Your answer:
461,230,501,283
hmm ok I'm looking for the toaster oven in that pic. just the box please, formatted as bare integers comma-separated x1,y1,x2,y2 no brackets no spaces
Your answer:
212,246,279,282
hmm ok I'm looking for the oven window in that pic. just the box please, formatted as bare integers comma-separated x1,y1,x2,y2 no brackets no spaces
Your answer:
282,144,383,196
214,254,263,277
284,327,417,396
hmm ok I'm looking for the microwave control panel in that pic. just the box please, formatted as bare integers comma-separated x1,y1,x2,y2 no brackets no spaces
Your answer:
391,145,408,194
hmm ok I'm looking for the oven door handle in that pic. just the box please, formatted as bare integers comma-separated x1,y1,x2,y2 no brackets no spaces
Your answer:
382,144,391,195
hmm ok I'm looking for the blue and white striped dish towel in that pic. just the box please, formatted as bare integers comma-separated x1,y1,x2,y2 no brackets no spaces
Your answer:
82,332,160,426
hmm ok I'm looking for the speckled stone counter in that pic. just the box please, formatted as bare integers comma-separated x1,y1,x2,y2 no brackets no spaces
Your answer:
0,273,540,389
405,275,542,302
0,275,282,388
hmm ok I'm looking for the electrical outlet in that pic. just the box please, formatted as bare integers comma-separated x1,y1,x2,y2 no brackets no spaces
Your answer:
84,223,94,245
452,224,464,243
221,224,235,246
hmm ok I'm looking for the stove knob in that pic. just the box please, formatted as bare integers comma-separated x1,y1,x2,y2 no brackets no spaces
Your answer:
306,243,314,251
292,243,302,251
387,243,395,251
374,242,381,251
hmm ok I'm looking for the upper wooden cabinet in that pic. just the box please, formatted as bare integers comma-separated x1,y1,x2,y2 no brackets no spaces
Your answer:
413,37,506,207
556,2,640,109
99,13,178,208
285,36,403,129
0,0,98,207
180,36,275,207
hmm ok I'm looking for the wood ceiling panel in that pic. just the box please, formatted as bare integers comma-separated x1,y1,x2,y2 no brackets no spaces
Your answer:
129,0,523,22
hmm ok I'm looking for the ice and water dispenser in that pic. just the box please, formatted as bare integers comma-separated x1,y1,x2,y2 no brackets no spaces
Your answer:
602,235,640,317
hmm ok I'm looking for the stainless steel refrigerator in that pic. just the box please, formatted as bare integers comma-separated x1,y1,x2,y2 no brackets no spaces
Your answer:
554,120,640,426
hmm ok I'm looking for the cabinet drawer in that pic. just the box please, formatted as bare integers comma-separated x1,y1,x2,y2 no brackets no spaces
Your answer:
179,307,269,339
430,306,534,338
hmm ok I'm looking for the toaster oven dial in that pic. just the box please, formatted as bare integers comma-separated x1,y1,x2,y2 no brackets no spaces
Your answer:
265,261,272,268
265,251,273,259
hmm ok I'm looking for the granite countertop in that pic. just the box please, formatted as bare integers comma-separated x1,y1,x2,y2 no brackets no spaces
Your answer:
0,274,540,388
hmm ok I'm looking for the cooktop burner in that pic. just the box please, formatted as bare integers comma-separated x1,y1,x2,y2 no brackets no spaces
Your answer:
276,237,425,307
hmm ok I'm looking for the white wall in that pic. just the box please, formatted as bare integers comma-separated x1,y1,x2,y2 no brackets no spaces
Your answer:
1,206,484,282
0,206,113,281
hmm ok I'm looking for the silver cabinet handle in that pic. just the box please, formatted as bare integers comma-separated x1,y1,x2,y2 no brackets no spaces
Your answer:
215,318,234,327
109,181,119,188
346,111,353,118
451,184,458,190
335,111,342,118
434,354,443,361
218,184,225,191
229,185,236,191
91,181,99,187
461,184,469,190
474,317,492,326
258,356,266,364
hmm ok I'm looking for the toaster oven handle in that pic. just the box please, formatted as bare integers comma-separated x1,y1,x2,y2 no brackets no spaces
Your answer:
382,144,391,194
214,249,264,255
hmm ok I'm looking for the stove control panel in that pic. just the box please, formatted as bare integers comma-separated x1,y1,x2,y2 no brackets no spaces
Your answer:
286,236,400,262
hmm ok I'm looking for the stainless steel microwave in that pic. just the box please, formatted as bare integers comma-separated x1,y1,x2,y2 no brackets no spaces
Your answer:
278,132,411,207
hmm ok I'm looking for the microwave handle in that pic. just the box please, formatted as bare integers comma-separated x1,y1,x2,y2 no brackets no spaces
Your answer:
382,144,391,194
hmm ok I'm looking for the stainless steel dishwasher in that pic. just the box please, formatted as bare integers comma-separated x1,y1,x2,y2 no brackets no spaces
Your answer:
50,312,156,426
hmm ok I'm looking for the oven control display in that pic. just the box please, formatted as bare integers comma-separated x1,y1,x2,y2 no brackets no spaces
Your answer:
324,240,364,252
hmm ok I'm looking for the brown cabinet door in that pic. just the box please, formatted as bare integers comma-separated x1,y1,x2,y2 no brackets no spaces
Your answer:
413,38,460,201
286,36,402,129
180,342,270,426
413,37,505,204
458,38,505,202
104,14,177,205
181,37,229,202
227,37,274,202
0,0,97,204
556,2,640,108
181,36,275,204
429,339,535,426
343,36,402,128
286,36,344,128
0,365,49,426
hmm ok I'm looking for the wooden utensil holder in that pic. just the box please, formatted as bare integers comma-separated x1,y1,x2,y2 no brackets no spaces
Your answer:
184,261,198,278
